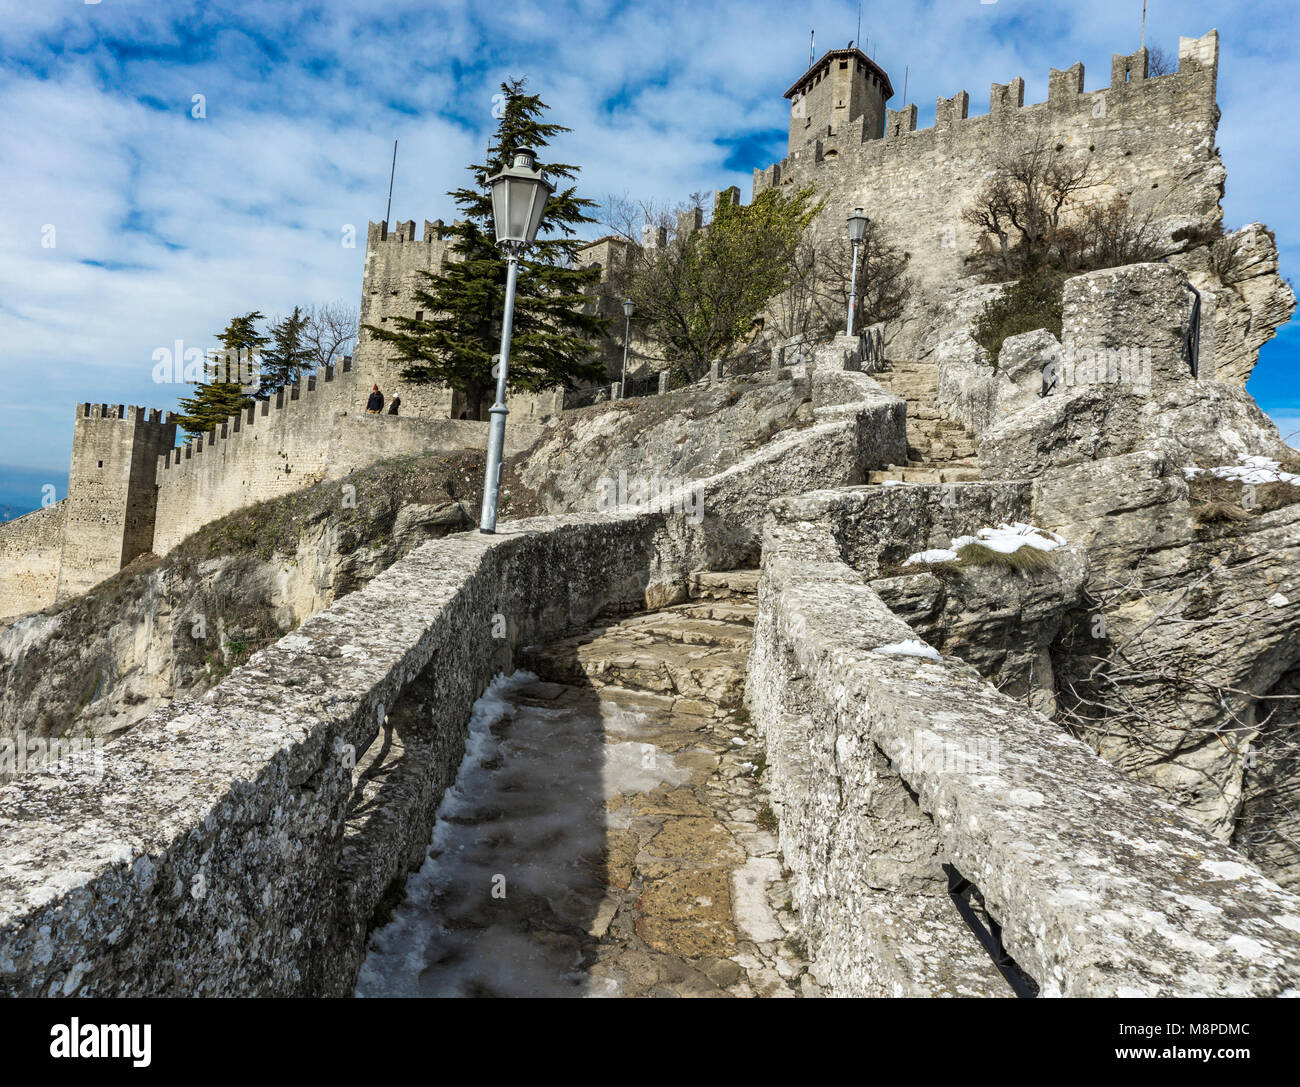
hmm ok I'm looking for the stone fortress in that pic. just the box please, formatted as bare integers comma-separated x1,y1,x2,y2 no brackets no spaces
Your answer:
3,27,1300,998
1,28,1276,623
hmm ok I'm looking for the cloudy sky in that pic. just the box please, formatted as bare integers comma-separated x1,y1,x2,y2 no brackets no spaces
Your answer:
0,0,1296,508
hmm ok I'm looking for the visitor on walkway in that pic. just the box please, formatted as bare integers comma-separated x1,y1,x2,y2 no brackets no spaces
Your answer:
366,385,384,414
387,397,401,416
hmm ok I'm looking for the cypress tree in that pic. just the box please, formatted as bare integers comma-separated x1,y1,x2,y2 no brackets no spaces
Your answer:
175,312,267,437
259,306,311,398
363,78,606,417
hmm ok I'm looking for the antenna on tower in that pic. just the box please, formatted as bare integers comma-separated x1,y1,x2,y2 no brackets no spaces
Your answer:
903,65,908,103
1141,0,1147,49
385,139,398,226
857,3,862,49
810,29,815,67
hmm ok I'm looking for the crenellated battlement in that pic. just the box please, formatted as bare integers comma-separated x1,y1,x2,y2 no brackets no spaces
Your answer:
77,403,176,427
755,29,1220,190
365,219,447,246
158,357,356,474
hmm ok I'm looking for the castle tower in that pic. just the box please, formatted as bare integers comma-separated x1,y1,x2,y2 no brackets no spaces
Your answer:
55,404,177,599
354,218,457,418
785,47,893,154
354,217,564,422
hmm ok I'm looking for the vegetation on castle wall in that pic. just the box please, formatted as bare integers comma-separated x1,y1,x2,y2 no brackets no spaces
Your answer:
612,186,823,381
972,267,1065,366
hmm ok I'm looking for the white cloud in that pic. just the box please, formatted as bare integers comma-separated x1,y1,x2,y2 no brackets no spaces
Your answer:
0,0,1295,475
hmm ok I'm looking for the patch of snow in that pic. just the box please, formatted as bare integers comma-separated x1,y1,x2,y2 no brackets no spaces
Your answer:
1185,456,1300,486
872,639,942,661
899,522,1067,567
902,548,958,566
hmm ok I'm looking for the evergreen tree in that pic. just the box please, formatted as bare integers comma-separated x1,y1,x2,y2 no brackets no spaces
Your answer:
259,306,312,398
175,312,267,437
363,79,606,417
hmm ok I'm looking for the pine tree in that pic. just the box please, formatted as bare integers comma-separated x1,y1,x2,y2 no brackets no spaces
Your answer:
259,307,311,398
174,312,267,437
363,78,607,417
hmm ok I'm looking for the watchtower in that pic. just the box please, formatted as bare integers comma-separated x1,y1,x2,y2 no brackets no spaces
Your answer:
55,404,177,599
785,47,894,154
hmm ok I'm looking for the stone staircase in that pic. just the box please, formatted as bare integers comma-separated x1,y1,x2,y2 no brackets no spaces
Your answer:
358,568,817,997
867,361,982,484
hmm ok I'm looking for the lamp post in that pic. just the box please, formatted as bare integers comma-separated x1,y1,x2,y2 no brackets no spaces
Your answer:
846,207,869,337
479,148,554,535
619,299,635,396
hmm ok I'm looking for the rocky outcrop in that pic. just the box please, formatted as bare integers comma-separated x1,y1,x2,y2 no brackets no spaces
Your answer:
1174,223,1298,386
980,380,1294,481
1030,450,1300,849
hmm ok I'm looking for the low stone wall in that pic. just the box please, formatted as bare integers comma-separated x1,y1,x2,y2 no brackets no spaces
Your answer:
0,366,907,996
0,504,66,621
747,485,1300,996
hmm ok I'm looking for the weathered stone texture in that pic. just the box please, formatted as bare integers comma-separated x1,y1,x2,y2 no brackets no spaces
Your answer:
0,504,65,621
747,489,1300,996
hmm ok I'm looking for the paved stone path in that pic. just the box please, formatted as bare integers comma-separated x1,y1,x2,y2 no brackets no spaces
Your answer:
356,572,816,998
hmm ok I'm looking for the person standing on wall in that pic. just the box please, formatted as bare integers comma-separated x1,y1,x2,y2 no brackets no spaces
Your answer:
387,397,401,416
366,385,384,414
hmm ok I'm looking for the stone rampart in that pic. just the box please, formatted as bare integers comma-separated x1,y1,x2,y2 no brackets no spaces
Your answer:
0,504,66,621
151,363,545,555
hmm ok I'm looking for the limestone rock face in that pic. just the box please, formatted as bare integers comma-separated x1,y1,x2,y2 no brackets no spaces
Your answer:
0,495,473,745
1031,450,1300,857
1060,262,1197,389
1176,223,1298,386
981,380,1293,481
874,547,1086,717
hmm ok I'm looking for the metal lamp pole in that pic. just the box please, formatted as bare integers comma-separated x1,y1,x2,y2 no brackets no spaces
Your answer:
479,148,554,534
619,299,635,396
846,207,869,337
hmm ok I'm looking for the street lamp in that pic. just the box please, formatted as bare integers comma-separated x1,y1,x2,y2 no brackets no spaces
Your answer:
846,207,869,337
619,299,635,396
479,147,554,534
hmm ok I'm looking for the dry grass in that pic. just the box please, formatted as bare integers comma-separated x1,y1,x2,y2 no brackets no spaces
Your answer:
954,541,1055,574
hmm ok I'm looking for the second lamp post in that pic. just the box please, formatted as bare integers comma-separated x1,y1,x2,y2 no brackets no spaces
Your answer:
479,148,554,535
619,299,635,396
846,207,869,337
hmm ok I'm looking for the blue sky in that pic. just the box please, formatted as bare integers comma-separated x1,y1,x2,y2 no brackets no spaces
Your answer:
0,0,1296,510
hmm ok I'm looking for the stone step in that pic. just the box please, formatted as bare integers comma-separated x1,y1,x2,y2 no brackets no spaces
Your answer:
668,600,757,626
616,613,754,650
688,569,759,601
938,467,982,482
521,629,750,707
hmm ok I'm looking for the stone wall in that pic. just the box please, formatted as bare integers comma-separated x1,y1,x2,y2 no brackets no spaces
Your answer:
0,504,66,621
754,31,1225,356
747,482,1300,996
0,366,906,995
151,364,544,556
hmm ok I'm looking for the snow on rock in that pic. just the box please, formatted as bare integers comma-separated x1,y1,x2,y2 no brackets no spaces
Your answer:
872,639,942,661
901,522,1067,566
1184,456,1300,486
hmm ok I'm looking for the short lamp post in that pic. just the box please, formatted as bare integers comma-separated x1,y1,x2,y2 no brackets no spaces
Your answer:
619,299,635,396
846,207,870,337
479,148,554,534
